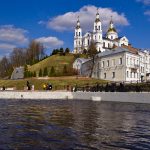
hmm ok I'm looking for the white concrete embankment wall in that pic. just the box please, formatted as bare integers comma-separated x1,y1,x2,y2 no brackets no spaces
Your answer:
0,91,150,104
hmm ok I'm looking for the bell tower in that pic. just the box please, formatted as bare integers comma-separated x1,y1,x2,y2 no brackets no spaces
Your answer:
93,9,103,52
74,16,83,53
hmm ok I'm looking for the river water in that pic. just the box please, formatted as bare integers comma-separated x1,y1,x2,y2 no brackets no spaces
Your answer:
0,99,150,150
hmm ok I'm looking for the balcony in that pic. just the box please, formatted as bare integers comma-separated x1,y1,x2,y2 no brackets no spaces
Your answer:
129,64,139,69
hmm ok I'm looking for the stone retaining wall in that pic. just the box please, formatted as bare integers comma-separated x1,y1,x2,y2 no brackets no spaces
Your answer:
0,91,150,104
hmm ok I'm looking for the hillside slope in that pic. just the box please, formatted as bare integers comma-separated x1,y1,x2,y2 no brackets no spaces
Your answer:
28,54,76,75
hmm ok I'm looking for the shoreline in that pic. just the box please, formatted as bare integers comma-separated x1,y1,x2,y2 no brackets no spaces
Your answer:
0,91,150,104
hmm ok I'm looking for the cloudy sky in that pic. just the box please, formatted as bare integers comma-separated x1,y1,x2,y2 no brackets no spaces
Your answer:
0,0,150,56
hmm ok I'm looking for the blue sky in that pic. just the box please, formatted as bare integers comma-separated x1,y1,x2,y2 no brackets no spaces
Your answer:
0,0,150,57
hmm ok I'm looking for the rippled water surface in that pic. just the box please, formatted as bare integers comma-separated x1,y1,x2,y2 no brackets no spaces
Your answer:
0,100,150,150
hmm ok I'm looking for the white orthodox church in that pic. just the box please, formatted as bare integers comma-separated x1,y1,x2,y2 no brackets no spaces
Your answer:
74,10,129,53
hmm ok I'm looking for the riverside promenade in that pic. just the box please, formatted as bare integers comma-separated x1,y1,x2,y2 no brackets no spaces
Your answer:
0,91,150,104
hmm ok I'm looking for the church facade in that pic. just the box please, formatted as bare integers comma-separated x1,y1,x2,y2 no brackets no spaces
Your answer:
74,11,129,53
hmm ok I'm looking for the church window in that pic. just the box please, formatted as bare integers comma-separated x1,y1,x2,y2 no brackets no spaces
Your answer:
108,43,110,48
95,35,96,40
99,26,100,30
103,42,105,47
79,32,80,36
79,41,80,45
99,35,100,39
76,32,77,36
111,36,113,40
88,39,90,45
95,26,97,30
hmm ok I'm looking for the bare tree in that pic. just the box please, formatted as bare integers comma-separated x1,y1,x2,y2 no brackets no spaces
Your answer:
0,56,13,78
10,48,26,67
26,40,45,65
87,41,98,77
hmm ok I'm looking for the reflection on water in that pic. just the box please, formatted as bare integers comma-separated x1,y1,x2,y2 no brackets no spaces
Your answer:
0,100,150,149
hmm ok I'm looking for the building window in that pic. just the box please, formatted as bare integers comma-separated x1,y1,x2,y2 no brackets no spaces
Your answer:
88,39,90,45
103,42,105,47
107,60,109,67
112,72,115,78
127,71,129,78
127,57,129,65
112,59,115,66
130,72,132,78
99,26,100,30
79,32,80,36
76,32,77,36
111,36,113,40
95,26,97,30
104,73,106,79
95,35,96,40
102,61,105,67
79,41,80,45
119,58,123,65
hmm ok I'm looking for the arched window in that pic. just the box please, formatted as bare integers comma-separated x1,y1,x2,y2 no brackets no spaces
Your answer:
103,42,105,48
79,32,80,36
88,39,90,45
99,26,100,30
95,26,97,30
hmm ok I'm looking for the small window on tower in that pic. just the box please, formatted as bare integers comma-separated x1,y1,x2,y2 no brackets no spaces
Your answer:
88,39,90,45
95,26,97,30
103,42,105,47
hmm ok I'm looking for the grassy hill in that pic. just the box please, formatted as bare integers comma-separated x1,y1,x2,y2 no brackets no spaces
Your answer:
28,53,76,76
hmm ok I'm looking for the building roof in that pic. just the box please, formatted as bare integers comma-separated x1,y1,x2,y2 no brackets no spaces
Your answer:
75,58,91,64
107,27,117,33
97,47,136,58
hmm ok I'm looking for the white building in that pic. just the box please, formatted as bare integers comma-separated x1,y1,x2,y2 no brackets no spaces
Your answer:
74,11,129,53
75,46,150,82
73,58,90,74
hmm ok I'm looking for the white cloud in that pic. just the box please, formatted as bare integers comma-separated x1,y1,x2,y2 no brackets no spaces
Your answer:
0,43,16,50
35,36,64,49
46,5,129,32
144,10,150,15
137,0,150,5
0,43,16,57
0,25,28,45
0,25,29,57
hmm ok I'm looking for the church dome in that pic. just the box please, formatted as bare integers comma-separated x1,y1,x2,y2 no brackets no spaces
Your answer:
107,27,117,33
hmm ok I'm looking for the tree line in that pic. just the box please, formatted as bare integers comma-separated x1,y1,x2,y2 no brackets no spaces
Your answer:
0,40,45,78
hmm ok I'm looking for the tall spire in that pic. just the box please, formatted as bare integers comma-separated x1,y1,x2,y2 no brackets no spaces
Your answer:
110,16,114,28
95,8,100,22
76,16,80,29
